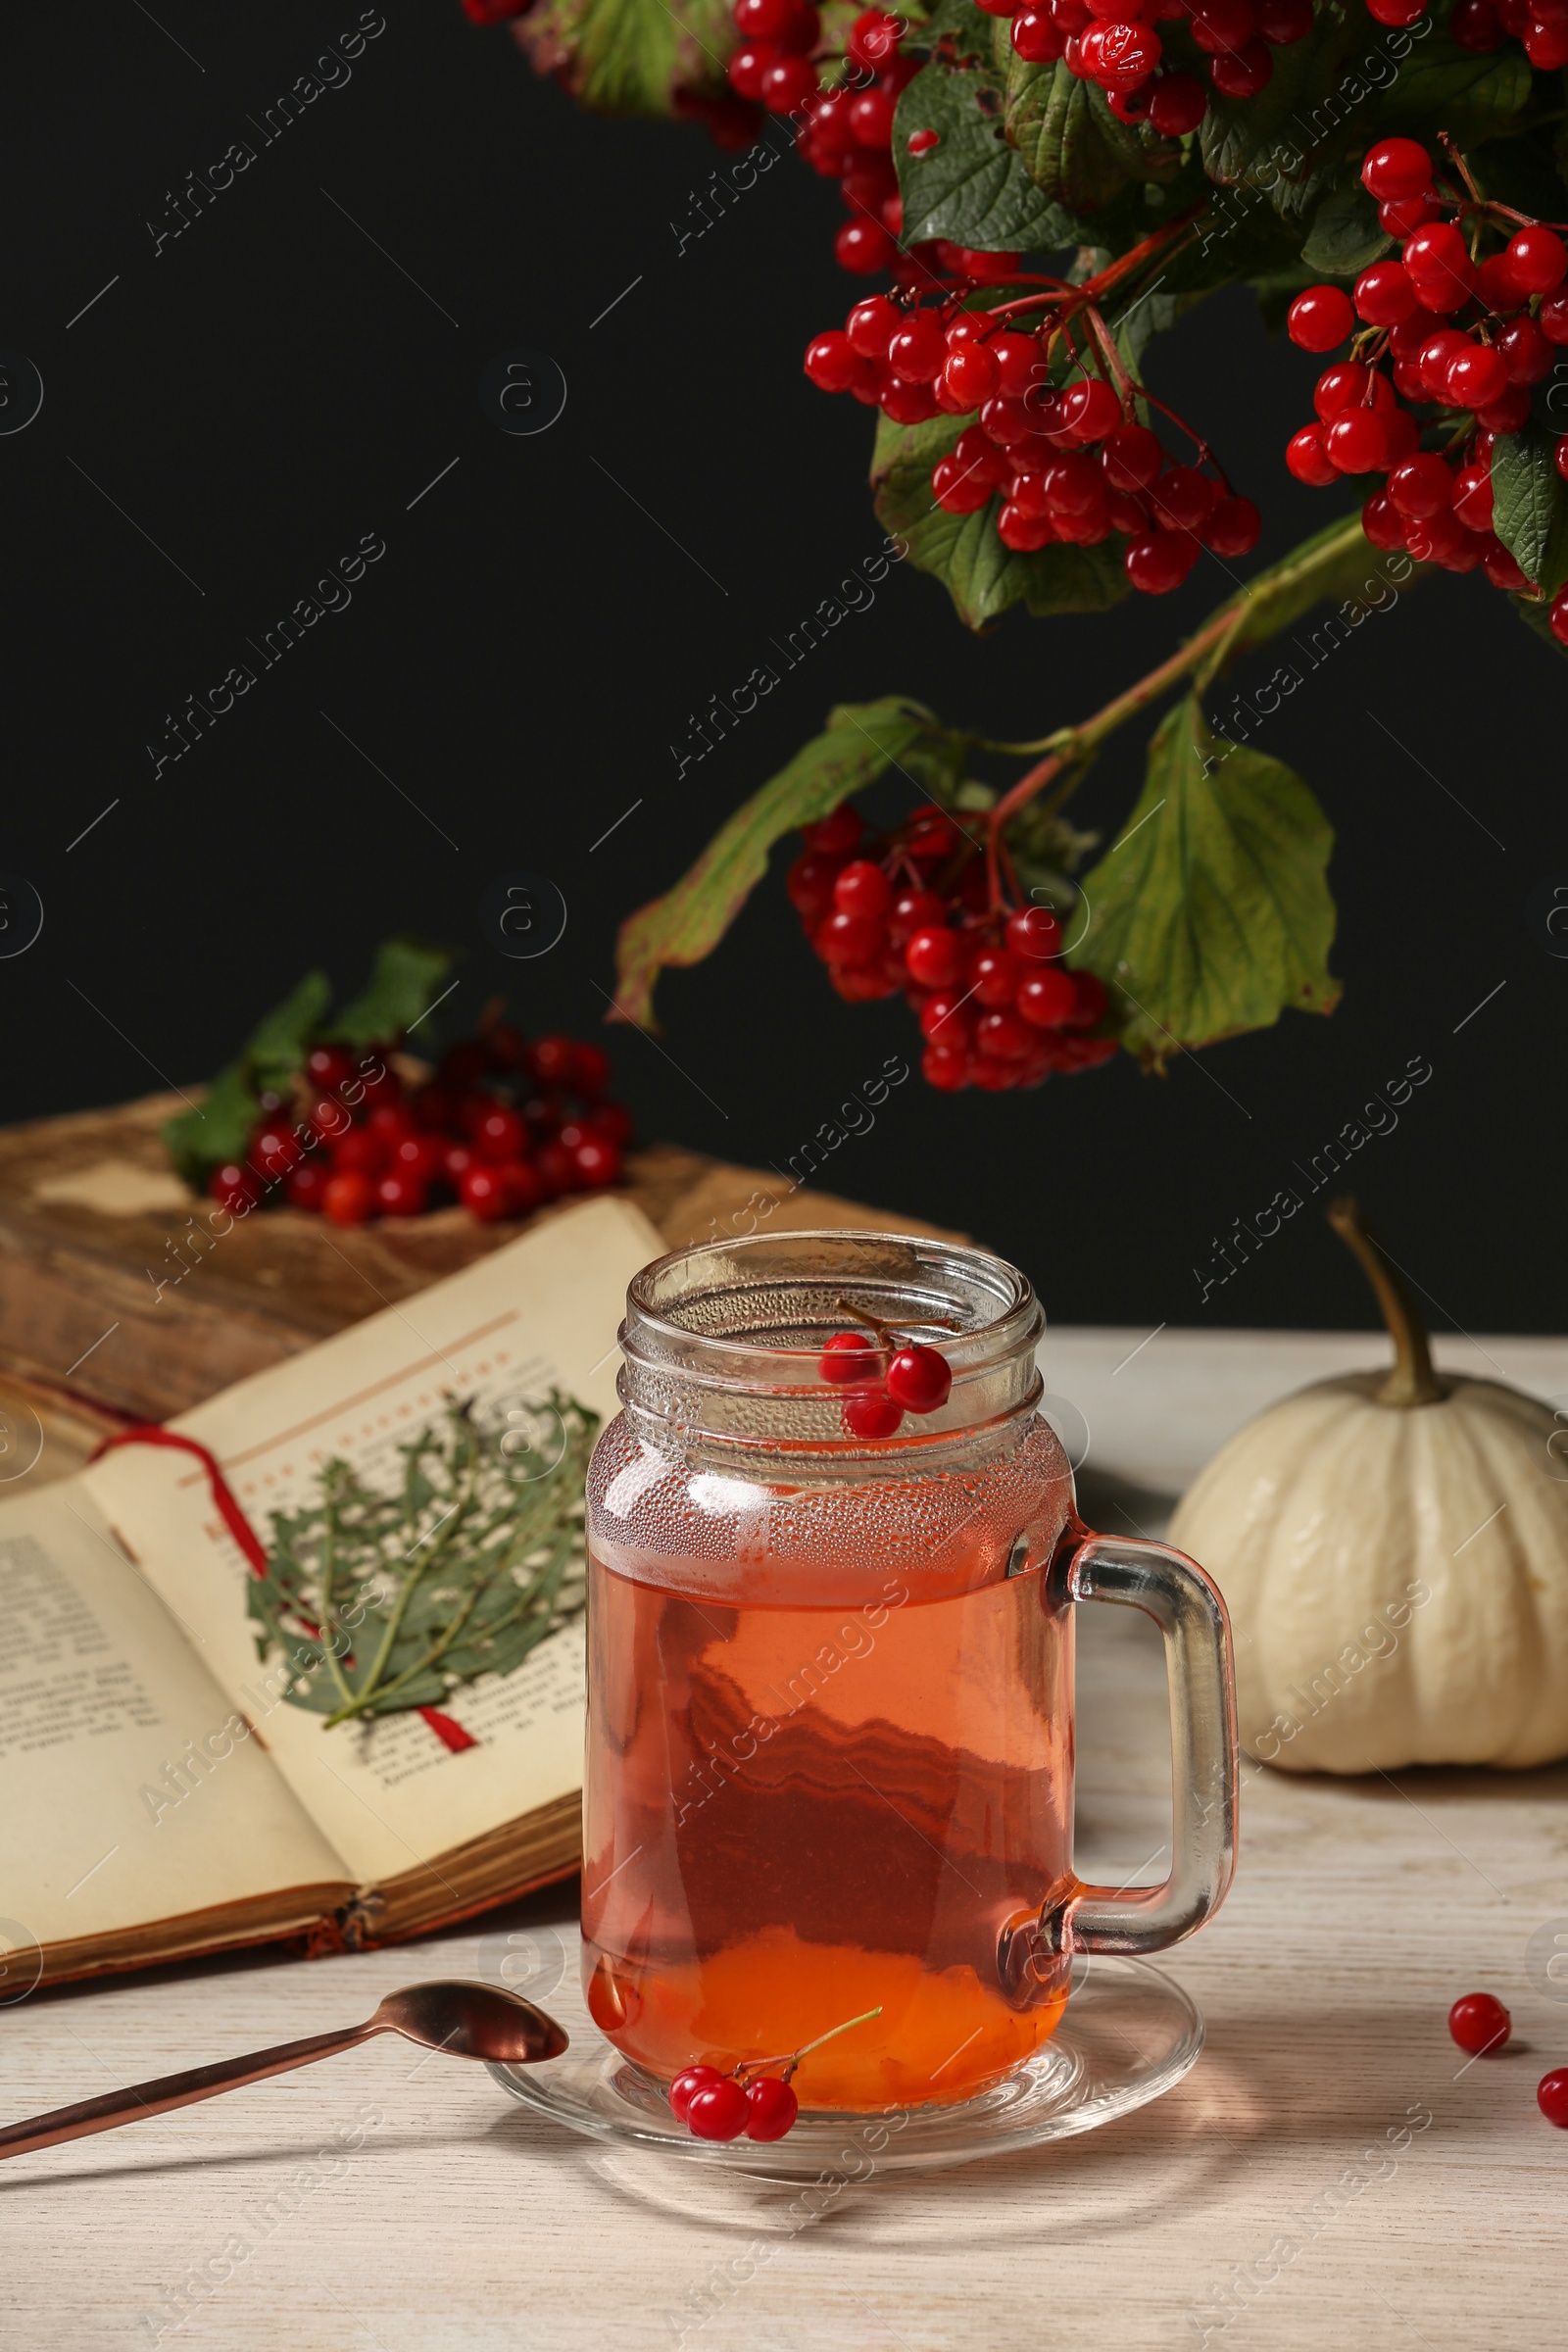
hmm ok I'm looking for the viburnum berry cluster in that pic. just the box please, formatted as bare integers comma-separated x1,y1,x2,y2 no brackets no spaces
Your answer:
668,2005,882,2140
996,0,1310,132
1285,134,1568,632
209,1026,632,1230
806,242,1261,591
788,798,1116,1092
729,3,918,273
818,1303,954,1435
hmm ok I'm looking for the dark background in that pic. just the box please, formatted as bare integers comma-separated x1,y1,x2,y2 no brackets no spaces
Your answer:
2,2,1561,1336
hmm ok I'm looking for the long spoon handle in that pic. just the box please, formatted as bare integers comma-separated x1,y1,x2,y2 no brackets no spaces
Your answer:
0,2019,384,2162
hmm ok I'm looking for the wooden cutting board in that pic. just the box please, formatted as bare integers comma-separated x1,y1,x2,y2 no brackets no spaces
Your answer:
0,1091,962,1424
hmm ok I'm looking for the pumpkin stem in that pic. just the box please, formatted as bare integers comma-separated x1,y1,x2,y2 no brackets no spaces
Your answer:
1327,1197,1446,1408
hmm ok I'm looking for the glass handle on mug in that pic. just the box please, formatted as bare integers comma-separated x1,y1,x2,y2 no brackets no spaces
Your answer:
1004,1529,1238,1988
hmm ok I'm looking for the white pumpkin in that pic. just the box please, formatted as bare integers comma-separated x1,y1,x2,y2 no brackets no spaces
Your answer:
1169,1199,1568,1774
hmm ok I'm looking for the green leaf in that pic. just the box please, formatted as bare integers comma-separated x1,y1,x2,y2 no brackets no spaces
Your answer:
1200,6,1363,220
1492,424,1568,596
1299,177,1391,276
249,1396,599,1729
161,971,328,1190
906,0,996,63
612,698,939,1027
1379,33,1532,144
512,0,733,116
895,59,1075,251
871,406,1130,628
246,971,332,1082
327,937,454,1047
162,1060,264,1192
1004,55,1156,214
1075,696,1340,1067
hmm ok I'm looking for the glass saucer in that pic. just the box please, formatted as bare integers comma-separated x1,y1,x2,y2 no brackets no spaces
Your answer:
487,1951,1202,2179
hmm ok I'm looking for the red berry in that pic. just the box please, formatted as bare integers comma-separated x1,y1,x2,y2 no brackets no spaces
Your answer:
1209,34,1272,94
332,1126,387,1178
1126,529,1200,591
306,1043,358,1091
1477,382,1532,433
571,1136,621,1188
888,314,948,383
1149,464,1215,531
1525,13,1568,63
460,1162,514,1221
284,1156,329,1210
1080,17,1161,82
529,1033,579,1086
805,330,858,392
1059,375,1122,442
374,1169,426,1217
819,1331,881,1384
971,946,1026,1006
1360,137,1431,202
1061,968,1108,1029
944,343,999,407
473,1105,526,1164
500,1158,546,1213
973,1007,1031,1061
1450,0,1502,42
1288,285,1355,353
1016,965,1078,1027
834,217,897,272
833,858,893,919
1387,452,1453,518
1498,316,1551,385
921,1041,969,1091
391,1131,445,1187
849,87,897,145
250,1120,304,1179
686,2078,750,2140
1539,2069,1568,2128
1203,493,1260,556
1101,422,1163,489
842,1387,904,1439
322,1170,375,1227
210,1160,261,1214
905,925,966,988
1006,905,1064,960
1148,71,1206,135
762,52,818,110
1551,586,1568,647
931,452,993,513
1361,490,1406,551
1012,5,1068,56
744,2076,800,2140
1483,538,1529,591
918,989,975,1043
806,805,862,856
1476,253,1528,314
672,2070,728,2126
1286,423,1339,487
1188,0,1254,48
889,885,946,941
536,1139,577,1196
1447,1992,1511,2056
885,1343,953,1414
1354,259,1417,325
1508,225,1568,294
787,850,842,919
1324,408,1389,473
1254,0,1310,34
1446,342,1508,410
816,908,885,966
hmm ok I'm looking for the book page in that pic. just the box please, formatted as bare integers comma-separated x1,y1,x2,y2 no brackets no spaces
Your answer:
0,1483,346,1949
82,1195,662,1886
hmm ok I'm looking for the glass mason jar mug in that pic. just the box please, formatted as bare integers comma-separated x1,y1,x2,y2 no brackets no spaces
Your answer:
581,1231,1236,2114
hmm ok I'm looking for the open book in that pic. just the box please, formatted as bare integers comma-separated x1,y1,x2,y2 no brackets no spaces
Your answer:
2,1195,662,1990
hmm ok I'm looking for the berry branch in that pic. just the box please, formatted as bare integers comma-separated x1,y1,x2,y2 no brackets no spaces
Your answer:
468,0,1568,1099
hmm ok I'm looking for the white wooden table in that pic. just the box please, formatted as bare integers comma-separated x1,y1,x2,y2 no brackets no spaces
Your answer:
5,1328,1567,2352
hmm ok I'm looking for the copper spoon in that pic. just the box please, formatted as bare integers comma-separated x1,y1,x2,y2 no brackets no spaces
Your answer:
0,1979,567,2165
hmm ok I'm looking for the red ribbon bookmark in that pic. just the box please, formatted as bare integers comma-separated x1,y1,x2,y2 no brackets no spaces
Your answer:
91,1426,477,1753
